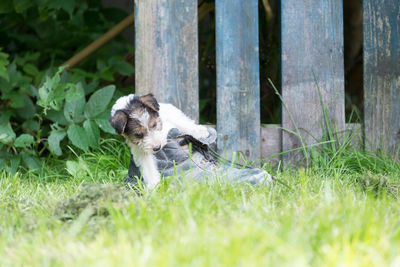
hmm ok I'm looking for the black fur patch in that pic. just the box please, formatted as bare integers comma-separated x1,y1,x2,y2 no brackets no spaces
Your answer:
139,93,160,112
109,110,129,134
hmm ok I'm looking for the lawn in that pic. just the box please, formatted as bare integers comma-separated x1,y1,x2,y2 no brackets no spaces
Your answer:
1,139,400,267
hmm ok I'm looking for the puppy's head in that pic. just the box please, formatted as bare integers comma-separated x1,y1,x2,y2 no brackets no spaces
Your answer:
110,94,164,154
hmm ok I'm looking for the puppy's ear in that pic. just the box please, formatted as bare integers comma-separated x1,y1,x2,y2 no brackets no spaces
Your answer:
109,110,128,134
139,93,160,112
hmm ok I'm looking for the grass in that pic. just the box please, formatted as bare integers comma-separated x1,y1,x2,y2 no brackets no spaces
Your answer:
1,138,400,266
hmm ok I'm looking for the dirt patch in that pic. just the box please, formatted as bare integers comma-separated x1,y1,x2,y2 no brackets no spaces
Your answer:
54,183,135,221
356,174,400,198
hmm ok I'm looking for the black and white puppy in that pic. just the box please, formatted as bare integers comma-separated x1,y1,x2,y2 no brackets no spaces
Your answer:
110,94,209,188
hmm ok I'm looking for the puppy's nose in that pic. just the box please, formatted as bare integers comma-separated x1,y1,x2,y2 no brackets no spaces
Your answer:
153,145,161,152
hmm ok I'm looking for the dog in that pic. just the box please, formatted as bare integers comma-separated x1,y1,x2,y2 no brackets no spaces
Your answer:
109,94,210,188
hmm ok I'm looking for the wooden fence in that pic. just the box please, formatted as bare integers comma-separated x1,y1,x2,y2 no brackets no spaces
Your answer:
134,0,400,164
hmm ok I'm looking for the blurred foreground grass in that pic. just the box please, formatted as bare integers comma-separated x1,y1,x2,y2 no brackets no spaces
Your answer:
0,139,399,267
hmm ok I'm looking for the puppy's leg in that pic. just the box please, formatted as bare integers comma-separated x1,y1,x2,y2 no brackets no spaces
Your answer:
188,124,210,140
160,104,209,139
140,154,161,189
130,146,160,189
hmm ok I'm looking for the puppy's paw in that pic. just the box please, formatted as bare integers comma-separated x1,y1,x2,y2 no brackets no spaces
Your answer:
191,125,209,140
145,177,160,189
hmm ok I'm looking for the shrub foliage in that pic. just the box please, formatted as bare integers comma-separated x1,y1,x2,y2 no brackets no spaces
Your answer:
0,0,134,173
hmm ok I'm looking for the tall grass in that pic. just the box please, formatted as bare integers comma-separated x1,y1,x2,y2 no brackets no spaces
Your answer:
266,77,399,177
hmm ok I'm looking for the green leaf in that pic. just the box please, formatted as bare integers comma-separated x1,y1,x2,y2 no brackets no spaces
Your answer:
64,85,85,123
96,59,107,70
50,84,67,111
83,120,100,148
0,50,9,81
67,124,89,151
84,85,115,118
7,91,25,108
95,119,116,134
111,61,134,76
66,160,80,177
37,78,55,110
96,67,114,82
13,0,34,13
6,62,18,88
0,123,16,144
73,79,98,96
11,65,31,88
0,158,5,170
46,110,69,126
0,77,11,93
37,66,65,112
70,68,90,80
20,83,36,97
23,63,39,76
94,110,116,134
48,128,66,156
14,134,34,147
22,120,39,131
9,155,21,175
48,0,75,16
83,80,99,96
0,111,11,124
21,152,42,170
64,83,86,123
66,159,91,178
65,82,84,102
16,96,36,119
15,52,40,66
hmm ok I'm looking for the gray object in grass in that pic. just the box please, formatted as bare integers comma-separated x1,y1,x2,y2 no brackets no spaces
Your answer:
125,127,273,186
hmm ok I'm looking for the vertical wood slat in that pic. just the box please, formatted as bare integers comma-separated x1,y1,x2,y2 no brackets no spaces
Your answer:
280,0,345,165
215,0,261,160
134,0,199,121
363,0,400,154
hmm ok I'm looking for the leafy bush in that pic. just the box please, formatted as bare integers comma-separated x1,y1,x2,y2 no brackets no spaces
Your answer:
0,56,121,173
0,1,134,173
37,67,117,153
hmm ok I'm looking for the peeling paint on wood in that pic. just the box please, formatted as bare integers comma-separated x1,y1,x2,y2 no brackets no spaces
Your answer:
215,0,261,160
280,0,345,166
363,0,400,154
134,0,199,121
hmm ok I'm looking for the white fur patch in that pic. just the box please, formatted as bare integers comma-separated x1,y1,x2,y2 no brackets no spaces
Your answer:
131,110,150,129
111,94,135,116
126,140,160,189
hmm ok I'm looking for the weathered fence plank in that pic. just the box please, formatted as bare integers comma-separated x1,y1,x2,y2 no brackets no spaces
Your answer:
215,0,261,160
134,0,199,121
260,125,281,165
280,0,345,165
363,0,400,154
260,123,361,164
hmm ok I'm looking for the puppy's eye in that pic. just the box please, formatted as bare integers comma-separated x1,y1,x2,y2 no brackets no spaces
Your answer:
150,122,157,129
134,133,144,139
